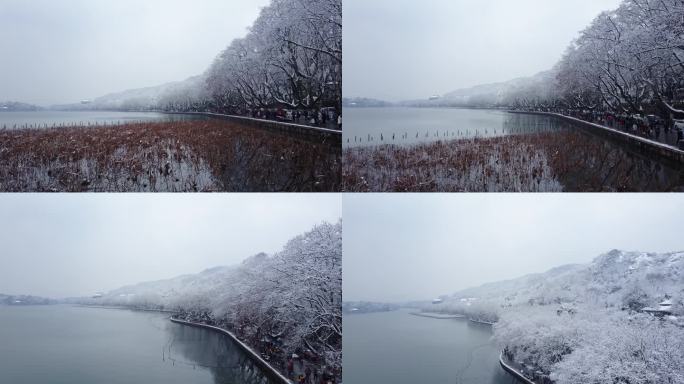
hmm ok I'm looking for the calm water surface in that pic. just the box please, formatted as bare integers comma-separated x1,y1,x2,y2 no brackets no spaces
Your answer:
0,111,205,129
343,107,564,148
343,309,518,384
0,305,273,384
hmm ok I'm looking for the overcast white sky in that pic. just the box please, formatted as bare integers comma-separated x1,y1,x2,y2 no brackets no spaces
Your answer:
0,0,269,105
343,0,623,101
344,194,684,303
0,194,340,298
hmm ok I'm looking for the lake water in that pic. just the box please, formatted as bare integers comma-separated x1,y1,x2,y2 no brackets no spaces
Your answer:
343,309,518,384
0,305,273,384
0,111,205,129
343,107,564,148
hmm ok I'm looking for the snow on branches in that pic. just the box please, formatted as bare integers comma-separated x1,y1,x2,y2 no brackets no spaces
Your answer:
202,0,342,114
178,221,343,377
510,0,684,117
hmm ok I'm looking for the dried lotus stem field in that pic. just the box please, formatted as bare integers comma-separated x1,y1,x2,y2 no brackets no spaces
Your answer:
342,131,683,192
0,120,341,192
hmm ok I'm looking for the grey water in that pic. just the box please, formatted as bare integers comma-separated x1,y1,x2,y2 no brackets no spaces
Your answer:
0,305,273,384
0,111,206,129
343,107,563,148
343,309,518,384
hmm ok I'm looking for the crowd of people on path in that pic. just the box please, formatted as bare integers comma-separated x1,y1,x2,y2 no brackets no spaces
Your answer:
518,107,684,149
244,107,342,130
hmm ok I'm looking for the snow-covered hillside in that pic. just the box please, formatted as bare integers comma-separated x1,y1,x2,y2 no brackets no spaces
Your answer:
54,76,207,111
427,250,684,384
439,250,683,314
400,71,556,108
97,263,238,306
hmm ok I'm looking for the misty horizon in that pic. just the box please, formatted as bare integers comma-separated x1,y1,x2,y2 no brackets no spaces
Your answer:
0,0,270,105
345,247,684,304
343,0,622,101
0,194,341,298
343,194,684,303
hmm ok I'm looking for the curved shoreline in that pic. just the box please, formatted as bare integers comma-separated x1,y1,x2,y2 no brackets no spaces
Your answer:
468,318,496,326
411,311,497,325
499,352,538,384
410,312,465,319
163,111,342,146
170,318,291,384
509,110,684,164
74,304,177,314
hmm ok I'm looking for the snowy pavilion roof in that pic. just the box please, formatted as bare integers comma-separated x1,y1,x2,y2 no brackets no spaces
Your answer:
659,299,673,306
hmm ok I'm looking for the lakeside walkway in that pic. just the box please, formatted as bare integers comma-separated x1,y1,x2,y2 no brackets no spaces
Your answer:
499,352,538,384
510,111,684,164
165,112,342,146
170,318,292,384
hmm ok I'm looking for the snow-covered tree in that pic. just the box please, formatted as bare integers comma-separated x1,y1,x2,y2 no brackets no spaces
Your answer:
509,0,684,118
204,0,341,114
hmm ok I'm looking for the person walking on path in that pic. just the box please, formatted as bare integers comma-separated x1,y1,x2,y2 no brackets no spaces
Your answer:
287,358,294,378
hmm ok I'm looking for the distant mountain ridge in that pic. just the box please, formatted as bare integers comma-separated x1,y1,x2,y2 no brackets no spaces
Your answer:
0,293,55,305
348,70,556,108
0,101,42,111
81,252,271,308
441,250,683,313
53,75,207,111
342,97,395,108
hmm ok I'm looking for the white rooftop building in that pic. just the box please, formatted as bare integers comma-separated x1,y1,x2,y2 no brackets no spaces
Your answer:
643,297,674,317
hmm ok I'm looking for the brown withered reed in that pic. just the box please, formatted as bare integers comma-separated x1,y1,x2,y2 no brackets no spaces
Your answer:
343,131,682,192
0,120,340,192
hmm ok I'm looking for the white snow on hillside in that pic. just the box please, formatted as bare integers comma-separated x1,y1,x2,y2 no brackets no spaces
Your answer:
401,71,556,107
442,250,684,312
56,76,208,111
428,250,684,384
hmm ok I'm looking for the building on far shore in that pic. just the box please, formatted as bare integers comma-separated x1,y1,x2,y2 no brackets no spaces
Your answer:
642,297,674,317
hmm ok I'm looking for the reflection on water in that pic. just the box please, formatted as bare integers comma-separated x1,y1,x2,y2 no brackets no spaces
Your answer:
0,305,275,384
509,114,683,191
343,108,564,148
343,309,517,384
166,323,274,384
